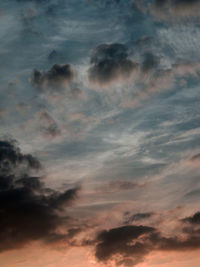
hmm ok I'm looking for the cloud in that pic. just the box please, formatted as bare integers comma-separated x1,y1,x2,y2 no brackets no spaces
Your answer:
184,189,200,199
122,59,200,108
95,225,155,265
124,212,154,224
190,153,200,162
93,210,200,266
183,152,200,169
152,0,200,20
95,180,146,194
182,212,200,225
0,139,79,252
122,68,174,108
17,0,47,3
141,52,159,74
173,62,200,77
31,64,74,90
38,110,61,138
88,43,138,87
148,231,200,252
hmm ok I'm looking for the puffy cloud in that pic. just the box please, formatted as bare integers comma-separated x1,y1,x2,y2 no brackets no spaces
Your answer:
88,43,138,87
93,210,200,266
95,225,155,265
0,139,79,252
31,64,74,90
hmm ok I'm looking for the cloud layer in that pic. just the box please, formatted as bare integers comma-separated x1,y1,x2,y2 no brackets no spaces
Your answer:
1,0,200,266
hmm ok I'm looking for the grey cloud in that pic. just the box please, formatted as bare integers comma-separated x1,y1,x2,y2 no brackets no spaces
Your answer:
190,153,200,161
94,211,200,266
31,64,74,90
182,212,200,225
149,231,200,251
184,189,200,199
0,139,79,252
0,140,41,175
88,43,138,86
102,180,145,192
154,0,168,8
38,111,61,138
109,181,144,191
96,180,146,194
141,52,159,74
95,225,155,265
124,212,154,224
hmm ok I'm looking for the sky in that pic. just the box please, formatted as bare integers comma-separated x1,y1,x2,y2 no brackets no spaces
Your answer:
0,0,200,266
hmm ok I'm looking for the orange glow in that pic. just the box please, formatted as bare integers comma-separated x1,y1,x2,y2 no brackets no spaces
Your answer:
1,243,200,267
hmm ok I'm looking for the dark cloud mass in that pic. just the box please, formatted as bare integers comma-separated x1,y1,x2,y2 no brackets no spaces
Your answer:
31,64,74,90
94,213,200,266
0,139,79,252
95,225,155,265
88,43,138,86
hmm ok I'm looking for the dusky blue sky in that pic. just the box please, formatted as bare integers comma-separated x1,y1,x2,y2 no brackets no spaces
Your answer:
1,1,200,266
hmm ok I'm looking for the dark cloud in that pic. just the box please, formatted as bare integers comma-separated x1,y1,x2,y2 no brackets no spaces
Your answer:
124,212,154,224
94,210,200,266
88,43,138,86
66,228,82,239
31,64,74,90
149,231,200,252
0,140,41,175
95,225,155,265
0,139,79,252
182,212,200,225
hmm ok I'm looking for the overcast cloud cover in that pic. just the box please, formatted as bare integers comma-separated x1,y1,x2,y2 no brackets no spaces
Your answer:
0,0,200,266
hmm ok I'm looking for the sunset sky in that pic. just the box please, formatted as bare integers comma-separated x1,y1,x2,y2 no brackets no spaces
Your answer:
0,0,200,266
